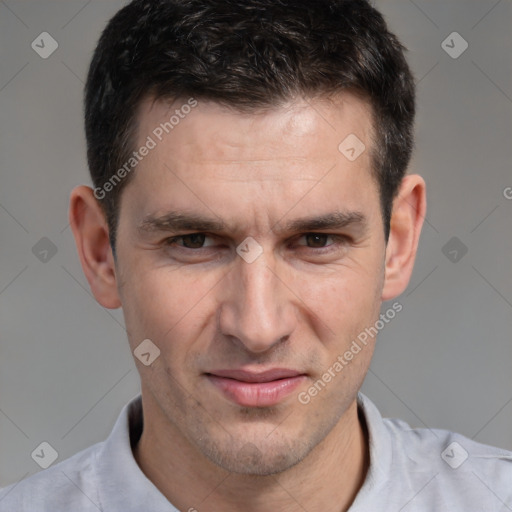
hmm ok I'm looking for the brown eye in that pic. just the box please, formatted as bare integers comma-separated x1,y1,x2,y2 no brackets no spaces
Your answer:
180,233,206,248
304,233,330,248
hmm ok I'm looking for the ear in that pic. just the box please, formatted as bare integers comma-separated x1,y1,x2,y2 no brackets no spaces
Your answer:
68,185,121,309
381,174,427,301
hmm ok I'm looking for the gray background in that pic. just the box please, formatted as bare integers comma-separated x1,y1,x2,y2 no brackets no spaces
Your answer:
1,0,511,488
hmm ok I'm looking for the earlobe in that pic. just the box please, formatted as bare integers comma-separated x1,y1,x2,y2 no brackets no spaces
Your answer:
381,174,427,301
68,185,122,309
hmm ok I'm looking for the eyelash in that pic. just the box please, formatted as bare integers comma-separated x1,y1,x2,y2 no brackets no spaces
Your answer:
163,233,348,254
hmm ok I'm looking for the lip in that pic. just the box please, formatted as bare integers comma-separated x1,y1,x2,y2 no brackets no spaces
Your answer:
206,368,307,407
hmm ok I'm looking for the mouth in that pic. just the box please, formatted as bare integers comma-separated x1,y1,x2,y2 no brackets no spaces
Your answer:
205,368,307,407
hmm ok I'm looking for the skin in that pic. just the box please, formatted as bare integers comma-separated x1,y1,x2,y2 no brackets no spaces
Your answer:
69,92,426,512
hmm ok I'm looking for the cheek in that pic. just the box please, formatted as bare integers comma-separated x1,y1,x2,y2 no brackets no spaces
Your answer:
297,261,383,345
119,262,220,353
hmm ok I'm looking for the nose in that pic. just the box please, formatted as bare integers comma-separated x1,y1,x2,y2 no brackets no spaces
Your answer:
219,249,297,354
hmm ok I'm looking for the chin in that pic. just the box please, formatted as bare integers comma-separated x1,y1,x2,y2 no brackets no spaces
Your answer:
197,434,311,476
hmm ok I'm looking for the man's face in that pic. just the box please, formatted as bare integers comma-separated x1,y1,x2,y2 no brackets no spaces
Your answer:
115,93,387,475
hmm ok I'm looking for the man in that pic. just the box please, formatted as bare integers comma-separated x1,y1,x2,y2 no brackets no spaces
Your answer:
1,0,511,510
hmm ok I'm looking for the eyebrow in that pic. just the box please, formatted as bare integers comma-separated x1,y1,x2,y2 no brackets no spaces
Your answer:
137,212,226,234
278,211,367,235
137,210,368,236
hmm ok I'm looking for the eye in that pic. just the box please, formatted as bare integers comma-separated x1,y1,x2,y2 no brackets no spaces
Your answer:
166,233,214,249
298,233,338,248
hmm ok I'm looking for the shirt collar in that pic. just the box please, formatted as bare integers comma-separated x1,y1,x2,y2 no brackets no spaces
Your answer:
348,392,393,509
95,392,390,510
95,394,179,511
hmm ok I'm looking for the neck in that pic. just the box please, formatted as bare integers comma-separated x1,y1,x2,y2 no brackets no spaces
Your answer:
134,392,369,512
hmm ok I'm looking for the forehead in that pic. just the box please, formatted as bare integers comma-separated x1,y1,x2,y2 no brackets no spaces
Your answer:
122,92,379,232
135,92,374,172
